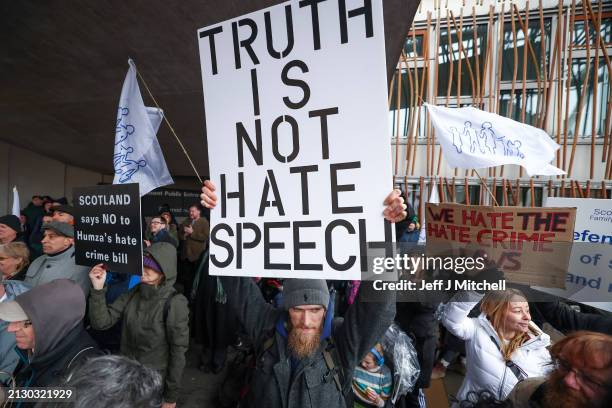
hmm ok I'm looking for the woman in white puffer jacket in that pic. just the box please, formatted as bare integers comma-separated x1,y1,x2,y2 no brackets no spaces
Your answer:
441,288,552,404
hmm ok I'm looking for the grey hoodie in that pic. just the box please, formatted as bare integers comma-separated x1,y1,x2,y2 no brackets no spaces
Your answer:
0,280,31,380
12,279,100,388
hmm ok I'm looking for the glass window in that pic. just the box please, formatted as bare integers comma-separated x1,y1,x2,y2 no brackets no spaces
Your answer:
389,68,426,138
501,19,552,82
566,57,609,138
573,17,612,46
437,24,489,97
404,31,426,59
498,88,542,127
453,184,481,205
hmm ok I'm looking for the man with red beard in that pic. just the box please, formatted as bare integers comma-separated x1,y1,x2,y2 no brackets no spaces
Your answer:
200,180,404,408
507,330,612,408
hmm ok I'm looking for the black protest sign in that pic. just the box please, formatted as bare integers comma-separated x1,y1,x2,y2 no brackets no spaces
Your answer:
73,183,142,274
141,188,205,219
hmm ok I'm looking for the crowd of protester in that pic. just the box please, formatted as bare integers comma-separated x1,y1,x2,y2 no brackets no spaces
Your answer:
0,190,610,408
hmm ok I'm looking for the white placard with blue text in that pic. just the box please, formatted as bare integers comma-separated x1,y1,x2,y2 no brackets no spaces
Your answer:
539,197,612,312
197,0,393,279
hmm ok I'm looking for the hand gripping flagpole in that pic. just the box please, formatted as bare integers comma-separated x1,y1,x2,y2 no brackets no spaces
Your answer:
130,60,203,185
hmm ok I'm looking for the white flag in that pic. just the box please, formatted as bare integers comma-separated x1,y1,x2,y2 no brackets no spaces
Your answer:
11,186,20,217
113,59,173,196
425,104,565,176
418,180,439,244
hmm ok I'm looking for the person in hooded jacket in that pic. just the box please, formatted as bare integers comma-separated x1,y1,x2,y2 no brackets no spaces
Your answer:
441,288,552,404
88,242,190,408
0,279,101,394
0,279,31,383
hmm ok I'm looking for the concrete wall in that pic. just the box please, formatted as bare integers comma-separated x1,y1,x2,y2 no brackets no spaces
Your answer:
0,141,107,215
0,141,206,216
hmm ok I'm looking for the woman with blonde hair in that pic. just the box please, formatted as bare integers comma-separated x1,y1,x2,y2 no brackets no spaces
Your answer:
441,288,551,403
0,241,30,281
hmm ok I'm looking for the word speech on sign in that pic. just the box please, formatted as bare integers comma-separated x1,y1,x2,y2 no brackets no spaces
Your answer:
198,0,393,279
425,202,577,288
73,183,143,274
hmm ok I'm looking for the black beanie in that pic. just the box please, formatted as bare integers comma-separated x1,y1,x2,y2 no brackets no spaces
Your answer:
0,215,20,233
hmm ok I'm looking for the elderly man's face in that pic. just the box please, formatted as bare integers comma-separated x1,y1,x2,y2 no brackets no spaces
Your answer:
41,230,73,255
287,305,325,359
0,223,17,244
7,319,35,350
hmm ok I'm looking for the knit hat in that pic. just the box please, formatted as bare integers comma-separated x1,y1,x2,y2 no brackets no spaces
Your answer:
282,279,330,310
143,254,163,274
51,204,75,216
0,215,21,233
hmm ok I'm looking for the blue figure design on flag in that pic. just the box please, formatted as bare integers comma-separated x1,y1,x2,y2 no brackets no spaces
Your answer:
480,122,497,154
506,140,525,158
463,121,479,154
114,107,147,182
450,127,463,153
450,121,526,159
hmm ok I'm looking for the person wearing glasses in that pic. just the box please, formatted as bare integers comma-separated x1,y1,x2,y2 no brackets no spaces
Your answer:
145,217,178,248
0,279,101,393
0,279,30,384
507,330,612,408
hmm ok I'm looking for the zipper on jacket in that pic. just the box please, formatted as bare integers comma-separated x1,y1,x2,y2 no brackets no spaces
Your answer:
498,365,508,400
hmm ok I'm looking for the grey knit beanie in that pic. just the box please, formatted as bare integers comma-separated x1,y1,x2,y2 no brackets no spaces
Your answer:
283,279,329,310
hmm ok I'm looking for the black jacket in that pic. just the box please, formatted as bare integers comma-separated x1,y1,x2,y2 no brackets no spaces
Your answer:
13,325,100,388
221,277,396,408
7,280,102,407
531,301,612,335
395,301,439,388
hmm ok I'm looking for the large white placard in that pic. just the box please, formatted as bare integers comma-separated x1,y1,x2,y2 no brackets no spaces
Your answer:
198,0,393,279
540,197,612,312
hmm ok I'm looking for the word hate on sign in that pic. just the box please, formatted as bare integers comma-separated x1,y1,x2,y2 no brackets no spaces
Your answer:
73,183,143,274
198,0,393,279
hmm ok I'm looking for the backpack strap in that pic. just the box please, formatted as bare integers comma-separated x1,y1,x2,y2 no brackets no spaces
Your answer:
258,330,346,394
262,335,275,355
322,337,346,394
163,289,179,324
488,335,527,381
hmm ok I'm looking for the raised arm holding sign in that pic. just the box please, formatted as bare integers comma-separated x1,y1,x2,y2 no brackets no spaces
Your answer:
200,180,405,408
196,1,405,405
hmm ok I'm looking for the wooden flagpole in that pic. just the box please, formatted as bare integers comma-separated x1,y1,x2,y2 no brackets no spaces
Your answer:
494,3,506,178
563,0,576,172
133,63,203,184
567,1,590,177
537,0,547,128
589,0,601,180
474,169,499,206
